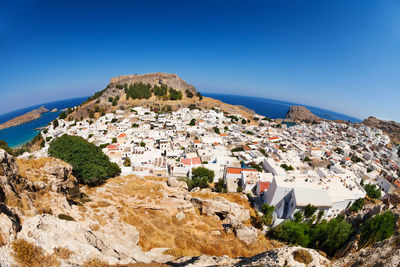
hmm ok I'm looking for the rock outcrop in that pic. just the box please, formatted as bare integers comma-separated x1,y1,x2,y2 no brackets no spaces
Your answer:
110,72,197,93
361,116,400,144
169,246,331,266
286,105,322,123
190,196,250,224
68,73,256,123
0,106,49,130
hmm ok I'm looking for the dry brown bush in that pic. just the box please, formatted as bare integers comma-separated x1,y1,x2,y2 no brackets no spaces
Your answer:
12,239,60,267
53,247,73,259
0,233,6,247
293,249,313,264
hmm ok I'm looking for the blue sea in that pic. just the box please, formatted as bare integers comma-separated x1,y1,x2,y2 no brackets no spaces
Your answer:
203,93,361,123
0,97,88,148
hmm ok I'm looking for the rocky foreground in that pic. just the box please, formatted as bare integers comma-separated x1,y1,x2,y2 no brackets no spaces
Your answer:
0,106,49,130
1,148,399,266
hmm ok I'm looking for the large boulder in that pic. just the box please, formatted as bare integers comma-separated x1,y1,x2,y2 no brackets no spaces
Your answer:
167,176,188,190
190,197,250,223
233,224,258,245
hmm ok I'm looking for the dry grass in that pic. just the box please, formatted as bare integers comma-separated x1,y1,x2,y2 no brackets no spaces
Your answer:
145,176,168,182
53,247,73,259
120,204,272,258
0,233,6,247
17,157,63,182
83,258,110,267
82,175,276,259
12,239,60,267
5,191,31,211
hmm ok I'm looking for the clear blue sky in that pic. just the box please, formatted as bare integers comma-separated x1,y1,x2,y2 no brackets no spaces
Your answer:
0,0,399,121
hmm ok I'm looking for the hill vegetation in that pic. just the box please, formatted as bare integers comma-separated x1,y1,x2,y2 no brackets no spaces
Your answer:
48,134,120,185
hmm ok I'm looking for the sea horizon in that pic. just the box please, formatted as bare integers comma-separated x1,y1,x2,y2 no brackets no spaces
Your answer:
203,92,362,123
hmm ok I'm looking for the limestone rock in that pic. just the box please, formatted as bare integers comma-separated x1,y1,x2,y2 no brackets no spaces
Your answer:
167,176,188,190
286,105,322,123
175,212,185,222
190,197,250,223
233,224,258,245
168,246,331,266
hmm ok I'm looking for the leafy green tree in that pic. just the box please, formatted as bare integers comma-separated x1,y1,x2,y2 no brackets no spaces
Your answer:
53,119,59,128
112,98,118,106
303,204,317,219
186,176,209,190
126,82,152,100
153,84,168,96
185,89,194,98
293,211,303,223
192,167,215,183
59,112,67,119
359,211,396,247
48,135,120,185
271,220,310,247
213,127,220,134
215,178,225,192
364,184,381,199
169,87,182,100
241,119,247,124
310,216,353,257
112,138,117,143
260,204,275,226
140,141,146,147
124,157,131,167
349,198,365,212
188,119,196,126
132,123,139,128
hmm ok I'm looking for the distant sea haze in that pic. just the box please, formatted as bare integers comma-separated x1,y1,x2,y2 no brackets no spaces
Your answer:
0,93,360,148
203,93,361,123
0,97,88,148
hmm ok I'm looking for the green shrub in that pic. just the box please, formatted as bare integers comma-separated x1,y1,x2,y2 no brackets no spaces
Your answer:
364,184,381,199
271,212,353,257
169,87,182,100
192,167,215,183
215,178,225,192
48,135,120,185
260,204,275,226
59,112,67,119
126,82,152,100
185,89,194,98
359,211,396,247
349,198,365,212
185,176,209,191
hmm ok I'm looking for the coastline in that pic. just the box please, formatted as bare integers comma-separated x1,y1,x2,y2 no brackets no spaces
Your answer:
203,92,362,123
0,96,88,148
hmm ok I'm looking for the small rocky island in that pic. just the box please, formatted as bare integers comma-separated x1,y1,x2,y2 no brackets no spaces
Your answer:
285,105,322,123
0,106,49,130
